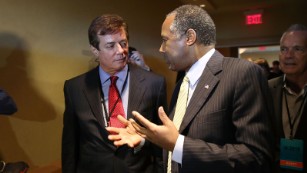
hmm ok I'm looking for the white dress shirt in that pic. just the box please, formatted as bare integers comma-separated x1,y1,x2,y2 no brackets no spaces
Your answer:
172,48,215,164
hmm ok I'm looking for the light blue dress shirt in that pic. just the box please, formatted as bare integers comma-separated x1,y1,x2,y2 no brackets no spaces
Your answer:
99,65,130,127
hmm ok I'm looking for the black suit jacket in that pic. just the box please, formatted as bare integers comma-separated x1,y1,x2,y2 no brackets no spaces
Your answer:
167,50,275,173
269,76,307,173
62,64,167,173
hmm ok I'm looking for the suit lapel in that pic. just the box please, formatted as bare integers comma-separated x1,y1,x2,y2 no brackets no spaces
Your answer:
296,100,307,139
294,85,307,139
82,67,110,136
271,77,284,137
179,51,223,133
127,65,147,119
169,80,182,116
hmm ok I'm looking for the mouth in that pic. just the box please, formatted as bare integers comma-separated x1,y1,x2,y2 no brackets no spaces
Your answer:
115,57,127,62
283,62,296,66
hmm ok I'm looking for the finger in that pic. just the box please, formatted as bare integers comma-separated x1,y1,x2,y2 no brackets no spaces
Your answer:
131,124,147,139
114,140,127,147
108,134,121,141
132,111,153,129
117,115,128,126
130,119,142,132
129,118,148,137
126,123,136,133
106,127,120,134
126,141,135,148
130,54,137,59
158,106,171,125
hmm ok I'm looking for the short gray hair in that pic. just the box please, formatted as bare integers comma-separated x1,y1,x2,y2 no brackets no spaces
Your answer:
285,24,307,32
167,5,216,46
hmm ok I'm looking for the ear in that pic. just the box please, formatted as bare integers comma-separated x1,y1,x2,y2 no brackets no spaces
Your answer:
90,45,99,57
186,29,197,46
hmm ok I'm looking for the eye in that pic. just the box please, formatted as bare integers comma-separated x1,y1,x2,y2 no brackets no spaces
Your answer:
294,46,305,53
105,43,115,49
280,46,287,53
161,38,167,44
119,41,128,48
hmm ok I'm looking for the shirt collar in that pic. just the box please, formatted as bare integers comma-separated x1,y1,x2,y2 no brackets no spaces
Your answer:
186,48,215,86
99,65,128,85
283,74,307,96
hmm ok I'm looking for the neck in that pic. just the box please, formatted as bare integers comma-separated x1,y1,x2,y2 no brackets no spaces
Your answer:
195,45,214,60
286,74,307,94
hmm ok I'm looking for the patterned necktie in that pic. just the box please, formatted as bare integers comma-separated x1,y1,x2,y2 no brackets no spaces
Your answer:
167,76,189,173
108,76,126,128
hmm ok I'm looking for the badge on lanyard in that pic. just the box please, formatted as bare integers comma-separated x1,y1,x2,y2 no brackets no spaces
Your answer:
280,138,304,171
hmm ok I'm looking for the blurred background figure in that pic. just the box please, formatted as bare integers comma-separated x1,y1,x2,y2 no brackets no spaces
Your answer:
0,89,29,173
0,88,17,115
270,60,283,77
128,47,150,71
254,58,279,80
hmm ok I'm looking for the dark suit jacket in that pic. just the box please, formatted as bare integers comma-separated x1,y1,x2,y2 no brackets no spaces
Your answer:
269,76,307,173
167,50,275,173
62,64,167,173
0,88,17,115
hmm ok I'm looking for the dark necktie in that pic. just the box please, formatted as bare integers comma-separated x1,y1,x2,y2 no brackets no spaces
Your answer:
108,76,126,128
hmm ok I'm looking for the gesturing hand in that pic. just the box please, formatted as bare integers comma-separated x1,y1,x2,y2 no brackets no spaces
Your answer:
131,106,179,151
106,115,143,148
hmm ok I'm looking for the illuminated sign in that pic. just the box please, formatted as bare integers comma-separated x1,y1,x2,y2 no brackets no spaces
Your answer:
246,13,262,25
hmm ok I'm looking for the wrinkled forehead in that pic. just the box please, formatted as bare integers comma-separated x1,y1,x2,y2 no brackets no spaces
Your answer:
281,31,307,46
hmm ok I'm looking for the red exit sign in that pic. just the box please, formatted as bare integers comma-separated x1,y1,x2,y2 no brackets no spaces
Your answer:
246,13,262,25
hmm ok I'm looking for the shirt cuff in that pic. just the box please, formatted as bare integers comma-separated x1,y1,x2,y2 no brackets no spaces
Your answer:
134,137,145,153
172,134,184,164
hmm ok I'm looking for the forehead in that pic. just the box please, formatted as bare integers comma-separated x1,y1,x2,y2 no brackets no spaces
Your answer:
161,15,176,37
281,31,307,46
98,28,127,43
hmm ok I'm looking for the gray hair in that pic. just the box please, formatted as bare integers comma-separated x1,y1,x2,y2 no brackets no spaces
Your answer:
285,24,307,33
167,4,216,46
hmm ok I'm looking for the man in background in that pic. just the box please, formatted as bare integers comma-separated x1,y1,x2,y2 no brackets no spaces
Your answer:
128,46,150,71
271,60,283,77
269,24,307,173
254,58,279,80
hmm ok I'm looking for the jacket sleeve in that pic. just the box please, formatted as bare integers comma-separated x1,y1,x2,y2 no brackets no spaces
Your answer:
61,81,79,173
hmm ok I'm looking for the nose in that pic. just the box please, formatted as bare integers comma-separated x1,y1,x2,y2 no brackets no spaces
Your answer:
116,43,125,54
284,48,295,58
159,43,165,53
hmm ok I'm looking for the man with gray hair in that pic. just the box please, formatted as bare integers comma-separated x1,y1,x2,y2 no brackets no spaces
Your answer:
269,24,307,173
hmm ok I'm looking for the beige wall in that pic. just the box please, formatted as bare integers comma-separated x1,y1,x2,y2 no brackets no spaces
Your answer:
0,0,180,170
